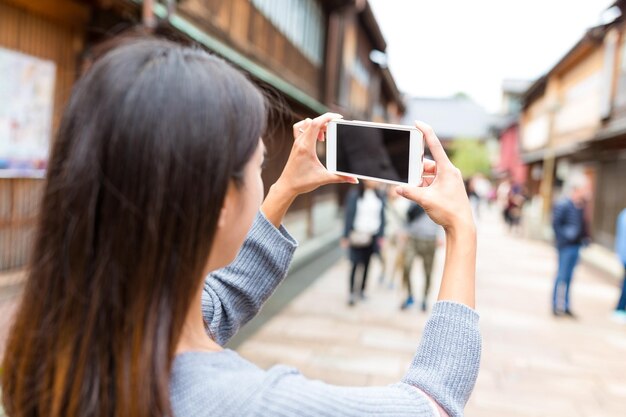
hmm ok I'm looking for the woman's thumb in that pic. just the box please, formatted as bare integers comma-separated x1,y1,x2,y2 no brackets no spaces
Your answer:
396,185,425,205
333,174,359,185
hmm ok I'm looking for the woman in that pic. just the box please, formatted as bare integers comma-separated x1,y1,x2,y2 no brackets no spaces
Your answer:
2,38,480,417
341,180,386,305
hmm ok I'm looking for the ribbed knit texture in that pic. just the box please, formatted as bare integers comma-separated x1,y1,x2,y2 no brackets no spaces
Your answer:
171,211,481,416
201,211,298,346
402,302,482,417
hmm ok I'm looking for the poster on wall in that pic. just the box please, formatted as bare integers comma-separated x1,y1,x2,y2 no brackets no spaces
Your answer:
0,47,56,178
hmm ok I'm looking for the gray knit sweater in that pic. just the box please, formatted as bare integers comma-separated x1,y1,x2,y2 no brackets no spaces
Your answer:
170,212,481,417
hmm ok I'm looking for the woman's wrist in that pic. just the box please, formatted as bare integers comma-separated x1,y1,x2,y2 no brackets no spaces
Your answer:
261,181,297,228
271,179,299,201
444,218,476,242
438,219,477,309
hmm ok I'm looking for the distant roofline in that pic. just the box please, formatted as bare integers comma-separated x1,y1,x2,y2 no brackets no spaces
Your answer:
405,95,486,108
522,20,619,108
359,1,387,52
407,96,476,101
502,78,533,83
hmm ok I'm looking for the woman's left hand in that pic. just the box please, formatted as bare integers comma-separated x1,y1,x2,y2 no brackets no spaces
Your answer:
274,112,358,197
262,113,358,228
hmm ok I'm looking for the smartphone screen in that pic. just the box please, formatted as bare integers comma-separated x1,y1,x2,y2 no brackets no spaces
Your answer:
336,124,410,183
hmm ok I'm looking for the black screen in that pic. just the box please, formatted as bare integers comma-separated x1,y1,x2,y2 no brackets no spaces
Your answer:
336,124,410,182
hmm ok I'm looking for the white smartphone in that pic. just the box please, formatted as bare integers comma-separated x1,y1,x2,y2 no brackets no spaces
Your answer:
326,119,424,186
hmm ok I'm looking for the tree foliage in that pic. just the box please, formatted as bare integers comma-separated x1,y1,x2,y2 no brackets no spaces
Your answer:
449,139,491,178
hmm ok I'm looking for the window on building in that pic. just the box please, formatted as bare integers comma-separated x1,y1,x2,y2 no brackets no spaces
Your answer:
251,0,325,65
620,36,626,72
615,36,626,108
353,55,370,86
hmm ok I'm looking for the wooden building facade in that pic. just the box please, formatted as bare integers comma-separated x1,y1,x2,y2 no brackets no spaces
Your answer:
520,1,626,249
0,0,405,271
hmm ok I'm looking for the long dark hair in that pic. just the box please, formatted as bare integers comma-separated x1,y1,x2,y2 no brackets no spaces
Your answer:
1,38,266,417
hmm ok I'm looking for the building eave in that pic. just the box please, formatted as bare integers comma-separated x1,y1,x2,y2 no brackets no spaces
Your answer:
380,67,405,112
128,0,328,114
523,22,616,109
358,1,387,52
520,142,586,163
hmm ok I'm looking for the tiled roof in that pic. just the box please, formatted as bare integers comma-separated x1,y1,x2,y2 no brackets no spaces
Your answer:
402,96,492,140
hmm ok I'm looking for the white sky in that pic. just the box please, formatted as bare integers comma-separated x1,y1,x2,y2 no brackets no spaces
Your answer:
369,0,617,113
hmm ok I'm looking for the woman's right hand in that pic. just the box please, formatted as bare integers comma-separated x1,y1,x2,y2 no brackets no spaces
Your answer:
398,121,477,309
396,121,475,237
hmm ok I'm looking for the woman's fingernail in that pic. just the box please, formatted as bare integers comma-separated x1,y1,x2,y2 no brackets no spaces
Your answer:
396,186,404,196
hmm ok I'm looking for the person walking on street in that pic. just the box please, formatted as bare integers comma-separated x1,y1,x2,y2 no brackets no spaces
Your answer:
400,203,441,311
497,177,512,226
379,189,410,288
612,207,626,323
342,180,386,306
551,176,591,318
505,184,526,235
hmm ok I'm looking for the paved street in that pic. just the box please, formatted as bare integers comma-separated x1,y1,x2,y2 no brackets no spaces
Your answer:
237,210,626,417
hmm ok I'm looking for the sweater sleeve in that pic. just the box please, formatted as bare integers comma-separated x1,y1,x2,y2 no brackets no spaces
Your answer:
201,211,298,345
254,301,480,417
256,370,438,417
402,301,482,417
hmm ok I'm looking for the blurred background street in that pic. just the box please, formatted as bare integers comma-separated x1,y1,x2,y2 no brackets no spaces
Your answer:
2,0,626,415
228,209,626,417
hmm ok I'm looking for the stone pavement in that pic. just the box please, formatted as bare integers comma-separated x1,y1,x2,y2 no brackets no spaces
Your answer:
236,210,626,417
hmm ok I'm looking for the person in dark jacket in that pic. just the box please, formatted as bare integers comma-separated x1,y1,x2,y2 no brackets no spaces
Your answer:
551,176,591,318
342,180,386,306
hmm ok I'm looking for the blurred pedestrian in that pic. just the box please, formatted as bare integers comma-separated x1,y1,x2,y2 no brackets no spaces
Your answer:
372,184,389,285
497,177,512,224
486,186,497,207
471,174,493,215
551,176,591,318
378,188,410,288
612,207,626,323
466,179,480,220
505,184,526,234
342,180,386,306
400,203,441,311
